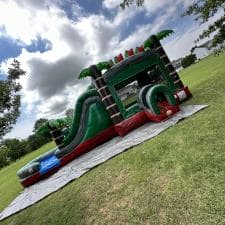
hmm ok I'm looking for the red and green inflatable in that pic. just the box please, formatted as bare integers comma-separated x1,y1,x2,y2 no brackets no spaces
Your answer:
17,30,192,187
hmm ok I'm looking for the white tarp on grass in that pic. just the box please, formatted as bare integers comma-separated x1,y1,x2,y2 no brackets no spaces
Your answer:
0,105,207,221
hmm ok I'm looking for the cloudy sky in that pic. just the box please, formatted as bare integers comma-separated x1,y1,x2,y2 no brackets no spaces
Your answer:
0,0,219,139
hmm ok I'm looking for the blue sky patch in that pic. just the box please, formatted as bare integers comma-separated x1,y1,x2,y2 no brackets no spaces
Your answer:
0,36,52,64
76,0,103,14
26,37,52,54
0,36,22,62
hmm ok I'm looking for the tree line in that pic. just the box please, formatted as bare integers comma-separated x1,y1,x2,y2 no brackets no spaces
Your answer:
0,112,74,169
0,118,52,168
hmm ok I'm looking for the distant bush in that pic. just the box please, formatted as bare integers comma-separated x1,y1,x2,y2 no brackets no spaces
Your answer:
3,138,27,161
0,146,11,168
0,116,53,169
181,54,197,68
25,134,51,153
0,134,51,169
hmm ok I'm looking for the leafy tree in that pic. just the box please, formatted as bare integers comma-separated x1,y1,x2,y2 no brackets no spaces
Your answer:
25,134,50,153
120,0,144,9
191,45,198,54
0,59,26,139
2,138,26,161
0,145,10,168
0,134,50,166
0,134,51,168
181,54,197,68
65,108,74,118
183,0,225,53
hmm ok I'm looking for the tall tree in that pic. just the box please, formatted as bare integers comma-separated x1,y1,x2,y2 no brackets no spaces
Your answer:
181,54,197,68
0,59,26,139
65,108,74,118
0,145,10,168
2,138,27,161
26,134,50,153
120,0,144,9
183,1,225,53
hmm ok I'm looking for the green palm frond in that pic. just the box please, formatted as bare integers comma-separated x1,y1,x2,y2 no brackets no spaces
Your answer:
78,68,92,80
143,29,174,49
96,61,111,71
78,61,112,80
156,30,174,40
36,122,49,135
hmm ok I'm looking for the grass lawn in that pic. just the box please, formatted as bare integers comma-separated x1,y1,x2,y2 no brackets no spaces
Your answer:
0,142,55,212
1,52,225,225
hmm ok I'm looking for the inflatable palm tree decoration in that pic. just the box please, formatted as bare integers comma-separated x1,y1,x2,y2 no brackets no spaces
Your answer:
78,29,183,88
143,30,174,49
143,29,184,88
78,61,123,124
78,30,174,80
78,61,111,79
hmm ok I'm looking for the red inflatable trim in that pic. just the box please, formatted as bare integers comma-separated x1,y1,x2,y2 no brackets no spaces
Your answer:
116,53,124,62
174,86,192,103
136,45,144,53
144,101,180,122
114,111,148,137
127,48,134,56
60,126,117,166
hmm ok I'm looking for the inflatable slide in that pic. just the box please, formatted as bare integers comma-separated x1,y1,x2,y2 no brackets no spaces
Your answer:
17,30,192,187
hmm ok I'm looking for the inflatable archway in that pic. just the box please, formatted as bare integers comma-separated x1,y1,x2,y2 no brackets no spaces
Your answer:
145,84,177,115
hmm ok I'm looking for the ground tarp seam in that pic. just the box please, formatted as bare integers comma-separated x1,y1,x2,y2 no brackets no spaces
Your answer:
0,105,208,220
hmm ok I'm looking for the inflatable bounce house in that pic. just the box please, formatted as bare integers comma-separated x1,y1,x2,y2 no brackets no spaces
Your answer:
17,30,192,187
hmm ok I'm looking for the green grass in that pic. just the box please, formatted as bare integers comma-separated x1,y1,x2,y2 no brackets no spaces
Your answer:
1,52,225,225
0,142,55,212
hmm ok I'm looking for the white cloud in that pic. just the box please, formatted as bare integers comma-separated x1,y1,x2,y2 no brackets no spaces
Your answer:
4,116,34,140
1,0,221,139
0,1,47,45
102,0,122,9
100,0,196,59
164,10,224,60
143,0,169,14
163,25,202,60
